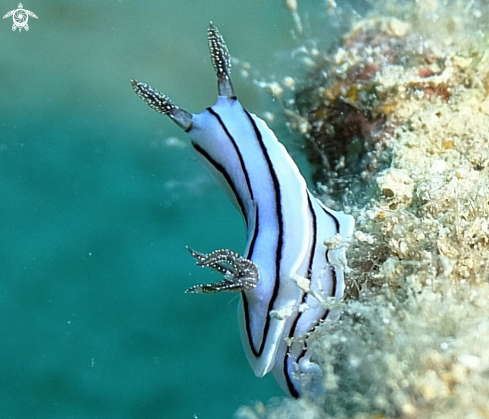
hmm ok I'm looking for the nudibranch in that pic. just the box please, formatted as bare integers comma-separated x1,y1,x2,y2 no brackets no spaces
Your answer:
131,23,355,398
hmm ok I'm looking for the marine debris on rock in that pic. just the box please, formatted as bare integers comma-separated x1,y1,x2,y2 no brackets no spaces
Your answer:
238,1,489,417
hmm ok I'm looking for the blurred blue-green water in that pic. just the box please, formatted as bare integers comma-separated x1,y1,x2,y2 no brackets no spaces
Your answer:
0,1,352,418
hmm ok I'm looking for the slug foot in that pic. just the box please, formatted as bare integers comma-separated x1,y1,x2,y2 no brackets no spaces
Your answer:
185,247,259,293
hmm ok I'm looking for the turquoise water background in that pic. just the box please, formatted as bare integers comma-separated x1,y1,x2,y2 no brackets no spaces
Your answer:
0,1,354,418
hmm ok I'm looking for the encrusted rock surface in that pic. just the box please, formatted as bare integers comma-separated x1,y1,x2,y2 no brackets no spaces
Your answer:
238,1,489,418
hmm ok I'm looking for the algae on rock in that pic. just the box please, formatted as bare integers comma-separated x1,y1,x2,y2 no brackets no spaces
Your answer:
238,1,489,418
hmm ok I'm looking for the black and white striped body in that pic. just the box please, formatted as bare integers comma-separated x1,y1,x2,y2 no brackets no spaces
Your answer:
132,23,354,398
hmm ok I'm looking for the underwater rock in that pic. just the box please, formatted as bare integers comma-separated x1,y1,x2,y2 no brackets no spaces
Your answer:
291,15,468,203
238,0,489,417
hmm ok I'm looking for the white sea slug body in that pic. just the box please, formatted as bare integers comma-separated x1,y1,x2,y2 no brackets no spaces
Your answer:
132,23,355,398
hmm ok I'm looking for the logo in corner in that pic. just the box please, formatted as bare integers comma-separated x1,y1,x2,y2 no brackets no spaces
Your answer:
3,3,37,32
